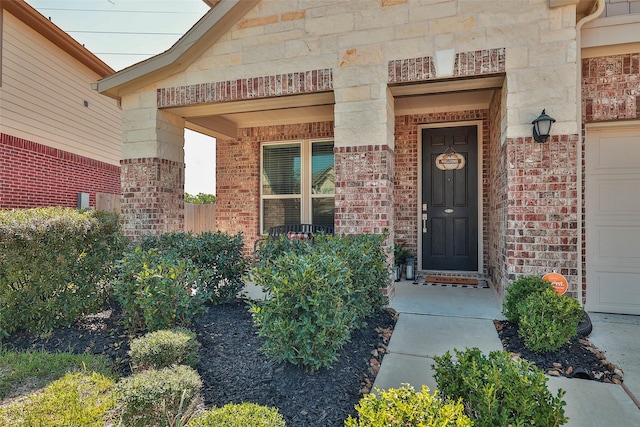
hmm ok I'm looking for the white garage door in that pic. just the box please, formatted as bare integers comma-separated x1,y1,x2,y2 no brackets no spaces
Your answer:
586,126,640,315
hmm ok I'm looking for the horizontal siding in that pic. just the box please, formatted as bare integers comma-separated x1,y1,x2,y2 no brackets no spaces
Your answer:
1,11,122,166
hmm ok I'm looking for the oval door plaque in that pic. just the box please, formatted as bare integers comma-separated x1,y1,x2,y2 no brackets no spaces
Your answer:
444,209,454,214
435,151,466,171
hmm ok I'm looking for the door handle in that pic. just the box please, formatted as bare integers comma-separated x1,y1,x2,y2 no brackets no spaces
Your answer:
422,213,427,233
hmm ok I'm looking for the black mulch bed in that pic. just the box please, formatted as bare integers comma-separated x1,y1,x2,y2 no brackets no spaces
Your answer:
3,300,397,427
495,320,623,384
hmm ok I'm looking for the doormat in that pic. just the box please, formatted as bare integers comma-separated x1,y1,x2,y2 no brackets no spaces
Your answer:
416,275,489,288
426,275,478,285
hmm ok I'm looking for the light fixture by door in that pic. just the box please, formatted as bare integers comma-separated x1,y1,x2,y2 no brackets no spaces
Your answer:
532,109,556,143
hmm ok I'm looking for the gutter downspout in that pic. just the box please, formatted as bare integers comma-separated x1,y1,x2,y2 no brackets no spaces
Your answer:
575,0,605,307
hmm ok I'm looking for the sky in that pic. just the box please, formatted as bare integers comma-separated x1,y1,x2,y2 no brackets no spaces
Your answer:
25,0,217,195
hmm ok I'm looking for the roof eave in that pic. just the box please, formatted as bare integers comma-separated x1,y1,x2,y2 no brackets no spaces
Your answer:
94,0,258,100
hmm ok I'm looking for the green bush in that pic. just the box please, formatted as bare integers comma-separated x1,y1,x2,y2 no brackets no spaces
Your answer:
433,348,567,427
0,208,124,337
0,371,116,427
251,251,355,371
518,289,583,353
113,247,210,332
188,402,286,427
115,364,202,427
254,234,389,323
184,193,216,204
314,234,389,324
140,231,247,304
129,328,199,371
502,275,553,323
345,384,472,427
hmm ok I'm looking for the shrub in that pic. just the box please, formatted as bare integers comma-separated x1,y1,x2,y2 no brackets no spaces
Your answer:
251,251,355,371
254,233,389,323
184,193,216,204
433,348,567,427
115,364,202,427
0,208,125,337
518,289,583,353
314,234,389,324
140,231,247,304
345,384,472,427
187,402,285,427
0,371,116,427
502,275,552,323
113,247,210,332
129,328,199,371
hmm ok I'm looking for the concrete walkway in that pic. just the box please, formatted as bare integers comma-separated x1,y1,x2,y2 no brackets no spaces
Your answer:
374,280,640,426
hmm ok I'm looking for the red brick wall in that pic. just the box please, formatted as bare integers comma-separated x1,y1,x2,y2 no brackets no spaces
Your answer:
394,110,490,272
582,53,640,122
157,69,333,108
1,133,120,209
487,90,509,296
504,134,580,298
334,143,395,298
120,158,184,239
334,144,394,235
216,122,334,255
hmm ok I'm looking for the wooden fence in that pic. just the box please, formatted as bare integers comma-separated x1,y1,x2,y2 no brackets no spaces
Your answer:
184,203,216,233
96,193,216,233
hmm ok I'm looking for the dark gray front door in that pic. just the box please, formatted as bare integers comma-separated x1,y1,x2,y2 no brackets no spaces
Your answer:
421,126,478,271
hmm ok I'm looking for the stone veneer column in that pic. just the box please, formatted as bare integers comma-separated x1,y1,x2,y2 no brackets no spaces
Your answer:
333,59,396,298
120,102,186,239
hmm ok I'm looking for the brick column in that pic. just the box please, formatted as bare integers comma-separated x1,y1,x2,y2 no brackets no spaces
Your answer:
334,65,396,297
120,106,185,239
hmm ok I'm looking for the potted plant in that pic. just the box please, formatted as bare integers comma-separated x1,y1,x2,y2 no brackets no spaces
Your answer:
394,244,410,281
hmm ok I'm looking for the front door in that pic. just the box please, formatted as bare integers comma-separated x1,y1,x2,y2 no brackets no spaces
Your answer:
421,126,478,271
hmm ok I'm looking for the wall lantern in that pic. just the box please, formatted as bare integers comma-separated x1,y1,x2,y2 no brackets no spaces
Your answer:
532,109,556,143
435,147,466,171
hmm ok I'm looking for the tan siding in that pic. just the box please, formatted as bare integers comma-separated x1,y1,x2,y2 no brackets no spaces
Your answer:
1,11,122,165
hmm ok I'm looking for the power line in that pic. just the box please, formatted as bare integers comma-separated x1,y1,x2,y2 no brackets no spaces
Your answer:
67,30,182,35
93,52,156,56
35,8,201,14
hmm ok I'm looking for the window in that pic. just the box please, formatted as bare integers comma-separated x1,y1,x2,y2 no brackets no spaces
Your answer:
261,140,334,233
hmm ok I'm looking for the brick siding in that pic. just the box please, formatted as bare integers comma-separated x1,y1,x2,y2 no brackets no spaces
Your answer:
120,158,184,239
0,133,120,209
487,90,509,296
157,69,333,108
582,53,640,122
334,143,395,299
504,134,580,298
388,48,506,83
